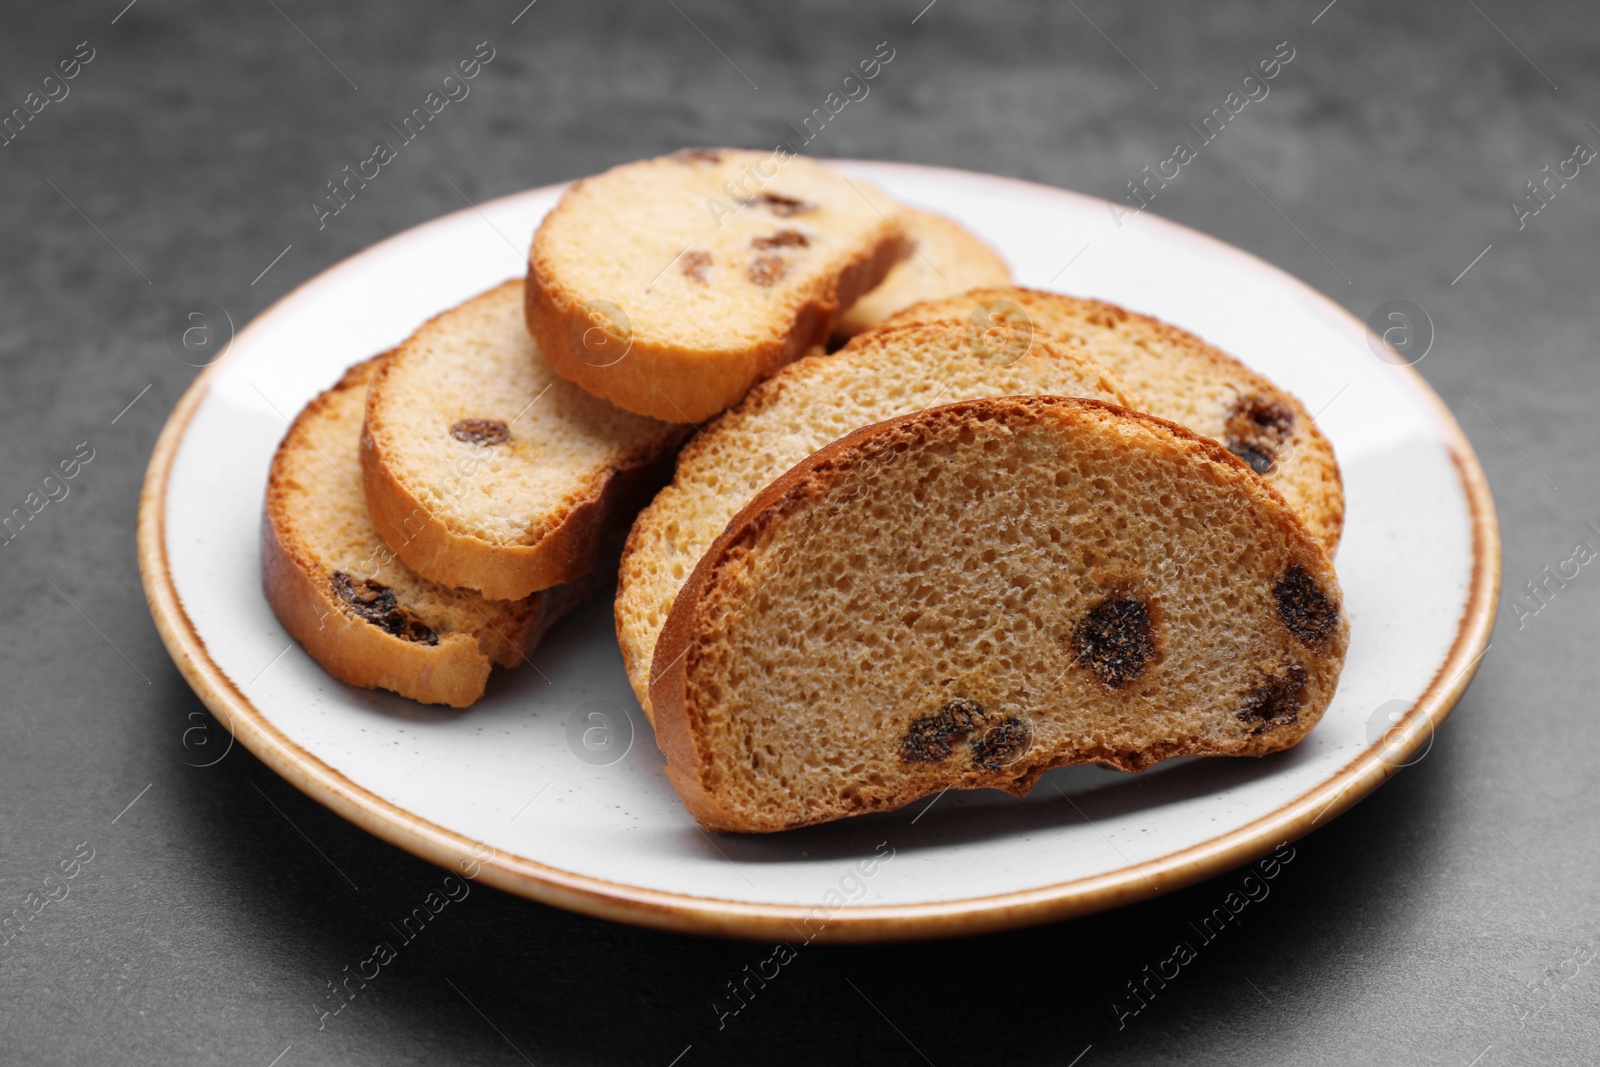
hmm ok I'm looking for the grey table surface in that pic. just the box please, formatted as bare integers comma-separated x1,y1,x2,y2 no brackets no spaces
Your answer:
1,1,1595,1064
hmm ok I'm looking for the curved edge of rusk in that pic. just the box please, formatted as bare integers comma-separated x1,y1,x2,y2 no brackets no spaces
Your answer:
137,166,1498,942
653,395,1347,833
262,357,494,707
360,280,688,601
885,285,1345,553
361,404,680,602
524,170,909,424
260,499,492,708
615,319,1144,722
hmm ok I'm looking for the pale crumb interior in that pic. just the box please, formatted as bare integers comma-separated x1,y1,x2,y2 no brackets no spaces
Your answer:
274,360,534,664
884,288,1342,549
371,282,681,546
685,402,1346,827
537,150,903,350
618,322,1138,709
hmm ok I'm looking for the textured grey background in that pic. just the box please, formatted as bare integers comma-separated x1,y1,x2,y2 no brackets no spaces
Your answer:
1,0,1596,1064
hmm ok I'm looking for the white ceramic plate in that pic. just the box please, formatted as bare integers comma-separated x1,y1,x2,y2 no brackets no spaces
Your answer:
138,162,1498,942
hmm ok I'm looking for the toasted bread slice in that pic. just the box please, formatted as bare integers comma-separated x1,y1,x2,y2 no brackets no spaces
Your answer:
361,280,688,602
263,357,591,707
526,148,908,424
885,287,1344,551
832,207,1011,340
653,396,1349,832
616,321,1140,719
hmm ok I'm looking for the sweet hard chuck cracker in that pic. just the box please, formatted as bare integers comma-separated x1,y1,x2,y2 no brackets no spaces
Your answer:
885,286,1344,552
616,320,1141,720
651,396,1348,832
526,148,909,424
262,357,592,707
361,280,688,602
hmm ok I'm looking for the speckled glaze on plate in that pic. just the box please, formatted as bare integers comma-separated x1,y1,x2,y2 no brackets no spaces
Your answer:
137,162,1498,942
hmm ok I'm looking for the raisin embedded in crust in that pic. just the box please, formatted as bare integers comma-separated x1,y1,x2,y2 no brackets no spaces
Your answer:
681,250,713,283
752,229,809,250
330,571,438,645
1071,597,1155,688
1274,564,1339,646
758,192,814,216
450,418,511,446
1236,664,1308,734
1224,393,1296,474
899,697,986,764
748,255,788,287
971,716,1030,770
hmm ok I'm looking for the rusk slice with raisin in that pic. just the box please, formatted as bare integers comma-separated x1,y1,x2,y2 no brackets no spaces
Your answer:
616,321,1140,720
652,396,1349,832
263,357,591,707
885,287,1344,551
361,280,688,601
526,148,908,424
832,207,1011,340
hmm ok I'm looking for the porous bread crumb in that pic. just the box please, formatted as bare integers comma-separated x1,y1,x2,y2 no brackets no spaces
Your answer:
652,396,1349,832
362,280,688,601
262,358,589,706
616,320,1140,718
526,149,909,423
884,287,1344,552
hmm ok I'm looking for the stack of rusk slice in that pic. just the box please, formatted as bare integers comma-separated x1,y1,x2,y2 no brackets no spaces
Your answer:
263,149,1346,835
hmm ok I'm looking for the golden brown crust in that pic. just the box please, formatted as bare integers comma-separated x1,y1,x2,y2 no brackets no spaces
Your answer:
361,397,679,602
652,395,1345,832
885,286,1345,552
361,280,687,601
833,208,1012,340
528,228,906,424
262,357,588,707
264,359,487,706
262,501,488,708
525,152,910,424
614,321,1140,720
